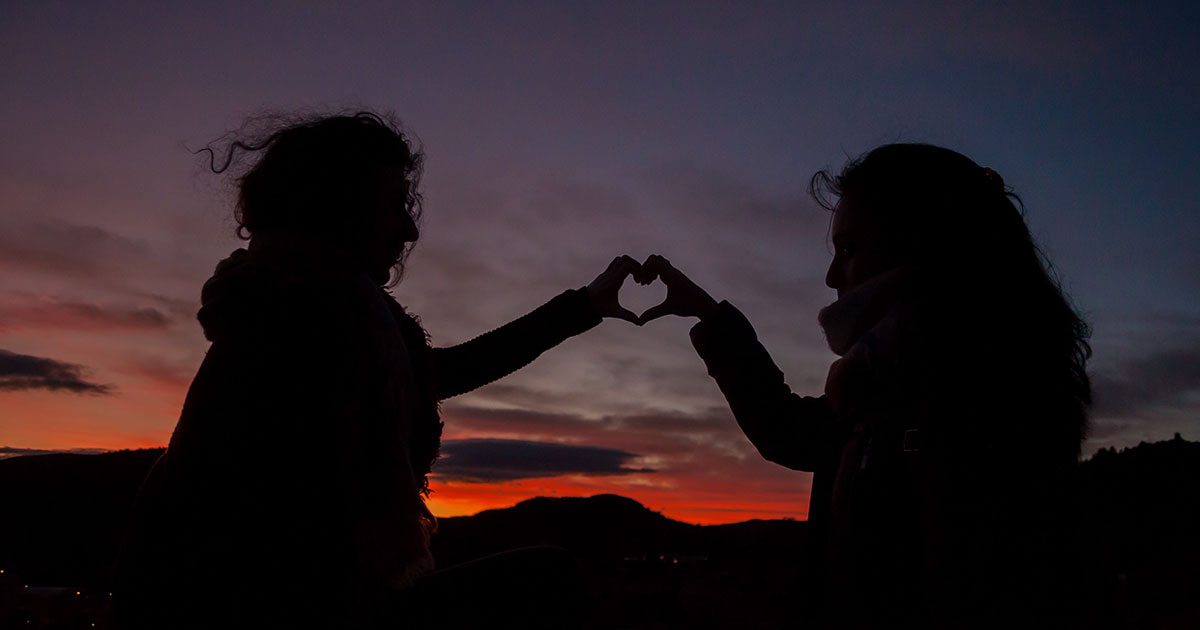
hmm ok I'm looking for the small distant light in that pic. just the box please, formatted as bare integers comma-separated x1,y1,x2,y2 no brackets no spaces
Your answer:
76,591,81,596
672,558,678,564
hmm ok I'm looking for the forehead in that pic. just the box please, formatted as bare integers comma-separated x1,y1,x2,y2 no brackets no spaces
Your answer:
831,198,867,239
378,164,410,191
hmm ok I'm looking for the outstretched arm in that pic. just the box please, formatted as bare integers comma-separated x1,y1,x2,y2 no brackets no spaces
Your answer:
432,256,640,399
689,302,838,471
640,255,839,471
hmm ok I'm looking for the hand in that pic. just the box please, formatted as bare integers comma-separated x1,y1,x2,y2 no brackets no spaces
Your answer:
636,255,720,324
586,255,643,325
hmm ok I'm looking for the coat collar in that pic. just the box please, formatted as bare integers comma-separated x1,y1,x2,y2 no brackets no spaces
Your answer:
818,268,908,357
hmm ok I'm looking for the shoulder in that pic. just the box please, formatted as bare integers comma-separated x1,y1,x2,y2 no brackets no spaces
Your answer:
226,272,393,358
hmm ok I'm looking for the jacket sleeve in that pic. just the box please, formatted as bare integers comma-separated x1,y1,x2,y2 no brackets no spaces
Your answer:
689,301,838,472
432,288,603,399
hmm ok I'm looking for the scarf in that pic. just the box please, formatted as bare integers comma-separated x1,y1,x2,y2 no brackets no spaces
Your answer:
817,268,909,419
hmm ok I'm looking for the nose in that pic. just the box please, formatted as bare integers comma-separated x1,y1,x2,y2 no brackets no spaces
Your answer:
825,258,840,290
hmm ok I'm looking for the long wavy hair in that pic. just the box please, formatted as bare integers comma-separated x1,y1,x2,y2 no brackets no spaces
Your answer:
199,111,442,494
200,110,424,285
810,143,1092,461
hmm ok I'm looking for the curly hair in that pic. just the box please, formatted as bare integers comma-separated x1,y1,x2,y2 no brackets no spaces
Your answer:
810,143,1092,459
200,110,424,284
198,111,442,492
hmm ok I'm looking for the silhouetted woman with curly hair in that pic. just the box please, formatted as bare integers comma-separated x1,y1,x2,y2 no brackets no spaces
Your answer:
638,144,1092,628
115,112,641,629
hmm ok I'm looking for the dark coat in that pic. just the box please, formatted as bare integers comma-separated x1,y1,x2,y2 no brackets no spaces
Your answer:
690,301,1081,628
114,248,599,629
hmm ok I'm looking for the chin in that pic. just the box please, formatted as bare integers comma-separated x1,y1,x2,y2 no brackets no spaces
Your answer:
369,266,392,286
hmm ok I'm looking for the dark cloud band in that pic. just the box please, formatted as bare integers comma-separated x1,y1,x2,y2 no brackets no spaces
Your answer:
0,349,113,394
435,438,652,482
0,294,172,332
1092,343,1200,418
0,446,110,459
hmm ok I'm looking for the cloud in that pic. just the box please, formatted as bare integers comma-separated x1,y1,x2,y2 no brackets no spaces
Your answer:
1091,342,1200,418
442,403,586,436
441,400,759,467
434,438,652,482
0,219,153,281
0,446,110,460
0,349,113,394
0,293,172,332
843,2,1111,73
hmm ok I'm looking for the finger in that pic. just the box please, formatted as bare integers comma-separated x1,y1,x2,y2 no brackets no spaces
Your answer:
642,254,669,270
613,307,640,325
614,255,641,278
639,255,670,282
646,256,689,287
632,255,657,284
638,303,674,325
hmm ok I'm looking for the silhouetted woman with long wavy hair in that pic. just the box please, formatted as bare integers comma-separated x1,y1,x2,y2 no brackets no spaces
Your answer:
115,111,641,629
637,143,1091,627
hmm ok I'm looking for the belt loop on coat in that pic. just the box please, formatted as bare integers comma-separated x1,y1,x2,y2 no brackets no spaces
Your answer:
901,428,922,453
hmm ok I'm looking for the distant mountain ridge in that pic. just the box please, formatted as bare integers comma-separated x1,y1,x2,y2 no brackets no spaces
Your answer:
433,493,808,572
2,436,1199,627
0,448,164,585
0,448,806,586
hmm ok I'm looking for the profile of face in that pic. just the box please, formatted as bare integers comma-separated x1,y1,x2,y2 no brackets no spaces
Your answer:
363,164,420,284
825,197,900,298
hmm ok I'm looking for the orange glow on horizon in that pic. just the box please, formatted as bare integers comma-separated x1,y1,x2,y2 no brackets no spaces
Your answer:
425,476,808,525
0,436,810,525
4,379,812,525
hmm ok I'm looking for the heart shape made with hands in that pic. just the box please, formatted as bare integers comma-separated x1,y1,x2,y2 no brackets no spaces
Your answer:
617,273,668,322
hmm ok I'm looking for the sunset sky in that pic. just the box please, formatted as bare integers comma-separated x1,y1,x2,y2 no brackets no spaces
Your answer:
2,2,1198,524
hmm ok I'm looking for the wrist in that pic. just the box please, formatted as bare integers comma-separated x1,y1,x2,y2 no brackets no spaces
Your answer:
578,284,598,306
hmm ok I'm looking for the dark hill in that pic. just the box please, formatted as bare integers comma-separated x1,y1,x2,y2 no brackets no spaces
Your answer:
0,451,808,628
0,448,164,586
1076,434,1200,627
435,493,806,573
432,494,810,627
2,436,1199,627
0,451,807,590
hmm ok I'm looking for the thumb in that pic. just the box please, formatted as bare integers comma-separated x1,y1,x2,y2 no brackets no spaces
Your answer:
612,306,640,325
638,303,674,325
